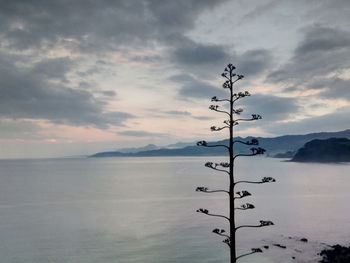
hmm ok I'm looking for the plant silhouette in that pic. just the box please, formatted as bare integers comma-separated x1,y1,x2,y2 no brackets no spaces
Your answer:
196,63,276,262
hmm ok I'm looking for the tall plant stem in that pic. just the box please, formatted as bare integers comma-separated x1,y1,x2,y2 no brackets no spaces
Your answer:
229,69,236,263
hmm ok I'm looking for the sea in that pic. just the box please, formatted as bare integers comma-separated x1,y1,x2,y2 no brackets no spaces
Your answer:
0,157,349,263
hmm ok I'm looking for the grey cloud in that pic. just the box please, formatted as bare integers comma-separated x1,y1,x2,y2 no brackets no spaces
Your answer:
147,0,226,32
76,58,115,78
0,0,228,52
309,103,327,109
78,81,93,89
307,77,350,100
131,55,163,63
157,109,214,120
170,73,227,99
267,26,350,84
236,94,300,122
266,106,350,135
152,109,214,120
164,110,191,116
173,41,228,66
295,27,350,56
289,77,350,101
96,60,111,66
168,74,195,83
179,82,225,99
31,57,73,80
100,90,117,97
304,0,350,28
0,53,132,128
192,116,214,120
235,49,273,76
171,37,273,79
0,119,41,139
283,86,299,93
76,67,102,77
118,130,167,137
240,0,280,24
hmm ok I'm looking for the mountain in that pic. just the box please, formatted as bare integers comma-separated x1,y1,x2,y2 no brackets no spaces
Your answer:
112,141,196,154
90,129,350,157
166,141,197,148
291,138,350,163
116,144,160,153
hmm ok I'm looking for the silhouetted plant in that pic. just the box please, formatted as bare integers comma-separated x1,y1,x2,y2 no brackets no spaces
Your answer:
196,64,276,262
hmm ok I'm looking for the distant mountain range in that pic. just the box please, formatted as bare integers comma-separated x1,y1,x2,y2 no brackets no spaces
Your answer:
90,129,350,157
105,141,196,154
114,144,160,153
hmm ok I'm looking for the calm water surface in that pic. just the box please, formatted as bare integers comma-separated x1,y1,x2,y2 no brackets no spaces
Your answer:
0,157,349,263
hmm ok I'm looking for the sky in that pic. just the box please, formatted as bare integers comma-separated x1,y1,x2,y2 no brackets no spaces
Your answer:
0,0,350,158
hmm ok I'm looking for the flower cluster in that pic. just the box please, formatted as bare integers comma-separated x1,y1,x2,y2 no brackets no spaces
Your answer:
236,190,251,198
209,105,219,110
195,187,208,192
219,162,229,167
211,96,219,102
196,208,209,214
222,80,230,89
250,147,266,155
252,114,262,120
260,220,274,226
241,203,255,209
233,91,250,98
233,108,243,114
196,140,207,146
205,162,229,169
247,139,259,145
212,228,226,234
261,177,276,183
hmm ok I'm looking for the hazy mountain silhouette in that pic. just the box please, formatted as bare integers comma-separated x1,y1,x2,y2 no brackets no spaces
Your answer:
90,129,350,157
115,144,160,153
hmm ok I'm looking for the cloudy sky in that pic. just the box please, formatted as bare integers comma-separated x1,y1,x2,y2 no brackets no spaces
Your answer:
1,0,350,158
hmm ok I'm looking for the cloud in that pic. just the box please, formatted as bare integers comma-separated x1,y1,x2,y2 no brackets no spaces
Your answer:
267,26,350,84
163,110,191,116
295,27,350,56
0,0,228,52
265,106,350,135
170,48,273,99
31,57,74,80
235,49,273,76
192,116,214,120
100,90,117,97
0,52,133,128
170,37,273,79
172,41,228,66
236,93,300,122
0,119,41,139
240,0,280,24
162,110,213,120
306,77,350,101
170,73,227,99
130,55,163,63
118,130,167,137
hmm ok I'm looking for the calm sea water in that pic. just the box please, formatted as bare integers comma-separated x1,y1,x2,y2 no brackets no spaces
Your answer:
0,157,349,263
